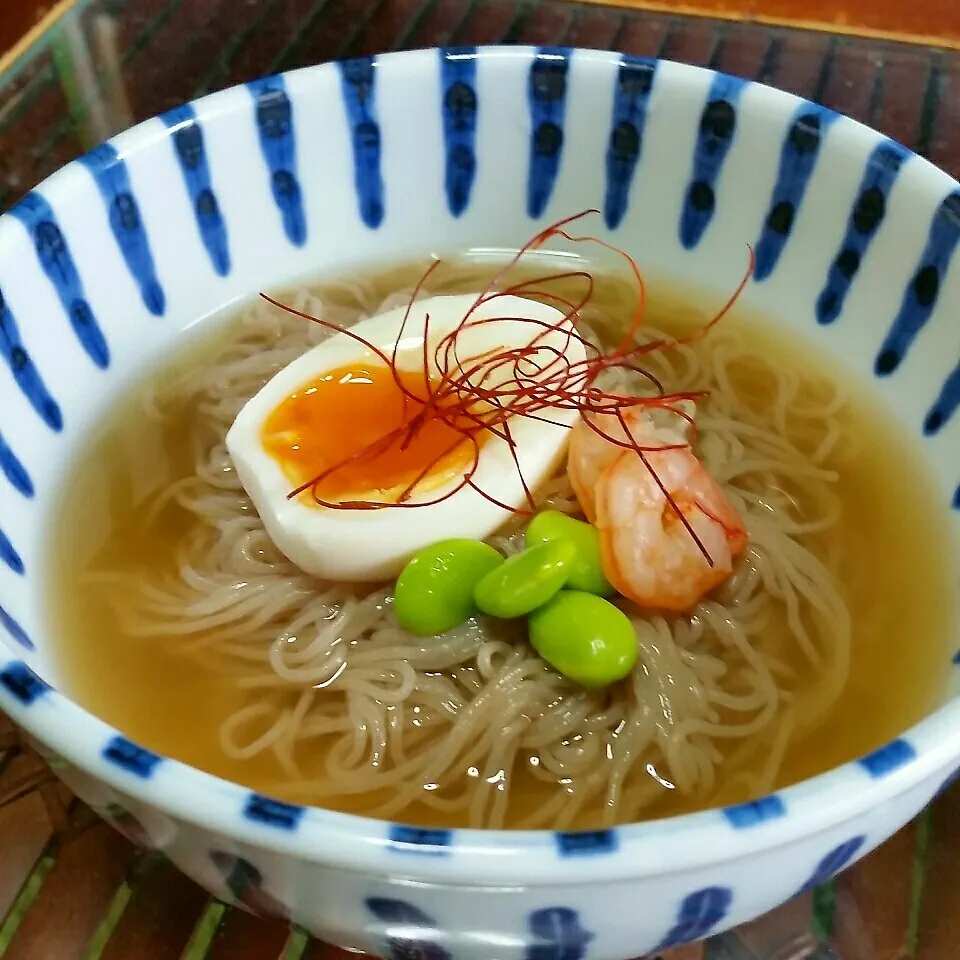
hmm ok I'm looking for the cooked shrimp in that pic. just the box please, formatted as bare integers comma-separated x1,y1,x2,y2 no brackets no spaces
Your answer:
568,399,698,522
567,409,632,521
570,408,747,612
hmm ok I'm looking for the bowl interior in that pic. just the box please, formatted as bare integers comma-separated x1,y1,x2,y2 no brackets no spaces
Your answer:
0,45,959,819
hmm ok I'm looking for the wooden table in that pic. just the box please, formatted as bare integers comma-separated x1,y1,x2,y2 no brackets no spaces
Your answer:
580,0,960,48
2,1,960,957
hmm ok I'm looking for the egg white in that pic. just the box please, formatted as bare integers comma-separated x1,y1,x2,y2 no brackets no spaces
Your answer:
226,293,586,581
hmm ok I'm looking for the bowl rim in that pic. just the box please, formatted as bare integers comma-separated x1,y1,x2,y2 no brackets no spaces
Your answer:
1,43,959,886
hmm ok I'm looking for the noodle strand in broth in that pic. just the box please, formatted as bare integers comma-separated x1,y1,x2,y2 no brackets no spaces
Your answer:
80,260,857,829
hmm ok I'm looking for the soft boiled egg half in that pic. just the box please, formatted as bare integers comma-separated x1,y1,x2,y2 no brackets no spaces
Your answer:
226,293,586,581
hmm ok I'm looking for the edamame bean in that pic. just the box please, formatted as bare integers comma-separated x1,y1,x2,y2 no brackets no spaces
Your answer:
529,590,638,688
474,539,576,619
525,510,613,596
394,539,504,636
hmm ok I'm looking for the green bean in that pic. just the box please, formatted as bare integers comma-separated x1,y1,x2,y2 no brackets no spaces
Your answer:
473,540,576,619
525,510,613,596
394,539,504,636
529,590,638,688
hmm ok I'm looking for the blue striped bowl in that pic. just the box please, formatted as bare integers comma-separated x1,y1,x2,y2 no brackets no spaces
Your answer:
0,46,959,960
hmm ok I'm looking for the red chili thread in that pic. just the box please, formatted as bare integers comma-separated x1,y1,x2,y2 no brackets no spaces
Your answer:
258,210,755,560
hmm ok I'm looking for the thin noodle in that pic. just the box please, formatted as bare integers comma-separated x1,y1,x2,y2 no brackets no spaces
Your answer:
93,261,853,829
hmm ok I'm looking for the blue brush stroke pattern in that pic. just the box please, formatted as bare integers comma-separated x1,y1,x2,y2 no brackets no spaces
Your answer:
78,143,165,316
527,47,570,220
859,738,917,777
605,57,658,230
103,736,163,778
388,825,452,854
680,74,746,249
875,191,960,376
249,77,307,246
367,898,436,925
723,795,786,828
526,907,594,960
556,830,618,856
439,47,478,218
366,898,451,960
162,105,231,276
0,604,32,649
0,530,23,575
924,362,960,434
954,484,960,510
8,192,109,367
754,105,839,281
0,287,61,431
0,661,48,704
338,58,384,230
244,794,304,830
799,836,865,892
0,432,32,497
816,141,908,324
658,886,733,949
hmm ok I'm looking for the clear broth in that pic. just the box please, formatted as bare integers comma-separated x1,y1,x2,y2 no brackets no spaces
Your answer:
47,263,953,827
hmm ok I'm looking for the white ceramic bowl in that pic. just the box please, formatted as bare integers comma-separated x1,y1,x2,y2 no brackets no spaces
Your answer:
0,45,959,960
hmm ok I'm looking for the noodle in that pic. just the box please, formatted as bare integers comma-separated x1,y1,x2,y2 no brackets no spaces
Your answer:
84,261,854,829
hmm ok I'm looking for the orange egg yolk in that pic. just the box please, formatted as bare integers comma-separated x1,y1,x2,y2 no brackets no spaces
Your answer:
260,362,483,505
